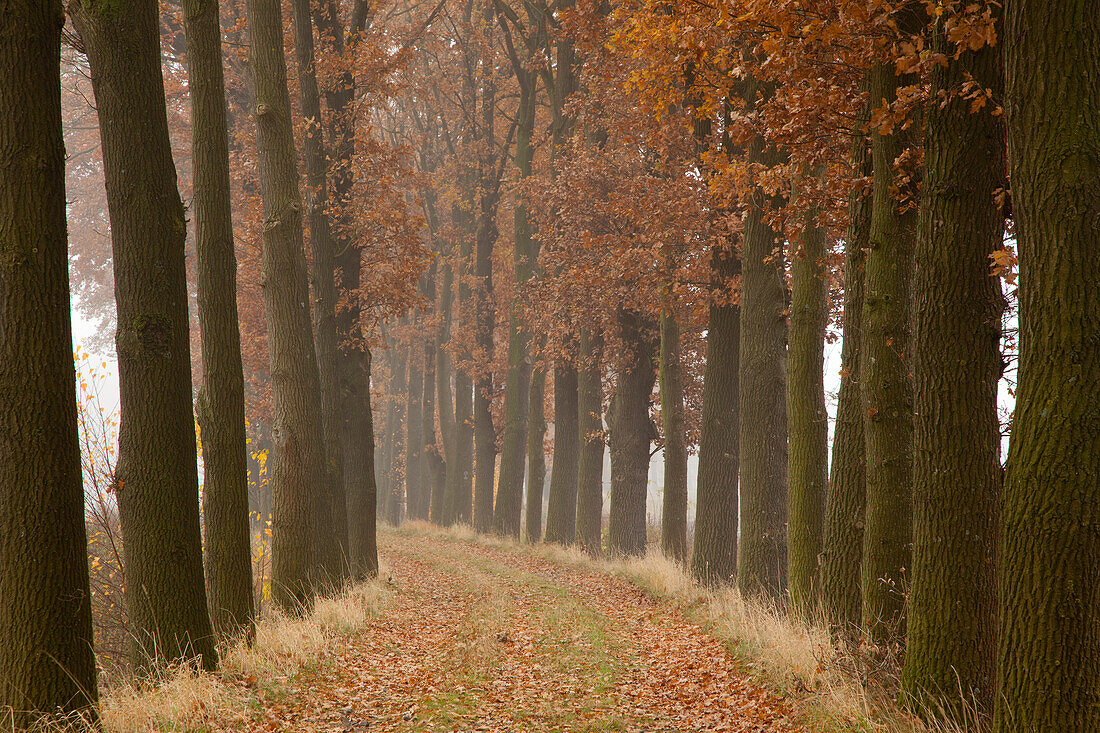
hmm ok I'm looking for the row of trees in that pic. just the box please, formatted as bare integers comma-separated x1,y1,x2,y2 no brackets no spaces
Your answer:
367,0,1098,730
1,0,1096,732
2,0,429,727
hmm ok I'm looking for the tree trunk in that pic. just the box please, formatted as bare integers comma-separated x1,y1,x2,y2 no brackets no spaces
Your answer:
0,3,99,721
289,0,346,580
575,330,605,556
860,60,917,642
902,12,1004,718
183,0,255,641
659,308,687,563
313,0,378,578
544,363,580,544
405,337,424,523
818,89,871,632
243,0,332,610
994,3,1100,730
737,113,788,604
71,0,217,666
472,79,499,534
431,262,456,524
690,244,740,586
608,309,658,556
786,187,829,617
419,318,439,522
496,75,536,539
383,339,408,525
526,365,548,533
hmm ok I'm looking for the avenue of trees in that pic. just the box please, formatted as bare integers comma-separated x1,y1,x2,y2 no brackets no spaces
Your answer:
0,0,1097,731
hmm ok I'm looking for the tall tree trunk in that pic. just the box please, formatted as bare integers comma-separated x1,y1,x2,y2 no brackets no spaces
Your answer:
737,105,788,603
405,336,424,522
860,60,917,641
0,3,99,721
902,12,1004,718
315,0,378,578
432,261,456,524
608,309,658,556
786,188,829,617
575,330,604,556
818,90,871,632
994,3,1100,730
544,363,580,544
183,0,255,641
384,338,409,525
420,312,439,521
472,70,499,534
289,0,346,580
497,74,536,538
659,299,687,564
691,244,740,585
526,365,548,532
71,0,217,667
243,0,332,609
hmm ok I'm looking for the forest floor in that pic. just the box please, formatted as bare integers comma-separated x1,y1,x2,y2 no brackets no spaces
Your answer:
118,525,801,733
249,527,798,732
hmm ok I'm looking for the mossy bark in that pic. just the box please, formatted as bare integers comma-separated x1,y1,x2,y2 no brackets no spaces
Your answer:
994,3,1100,729
183,0,255,640
902,13,1004,719
690,244,740,586
72,0,218,664
786,189,829,617
860,61,917,642
818,94,871,631
0,2,99,721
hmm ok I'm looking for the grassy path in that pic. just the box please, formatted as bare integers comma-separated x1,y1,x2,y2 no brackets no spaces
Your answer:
256,527,796,733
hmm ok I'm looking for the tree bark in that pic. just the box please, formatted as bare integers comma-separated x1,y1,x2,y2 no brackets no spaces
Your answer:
405,334,424,522
544,363,580,544
575,329,604,556
608,309,658,556
737,108,788,603
902,12,1004,718
786,187,829,617
818,90,871,632
183,0,255,642
242,0,332,609
994,3,1100,730
691,244,740,586
71,0,217,667
860,60,917,642
525,365,548,533
289,0,346,580
659,307,687,564
497,71,536,539
316,0,378,577
0,2,99,721
472,69,500,534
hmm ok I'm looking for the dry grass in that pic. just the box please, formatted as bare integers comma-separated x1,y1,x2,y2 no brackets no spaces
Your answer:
396,522,979,733
20,577,392,733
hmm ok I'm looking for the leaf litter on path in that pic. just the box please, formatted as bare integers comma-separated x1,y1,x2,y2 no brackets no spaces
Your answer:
250,529,798,732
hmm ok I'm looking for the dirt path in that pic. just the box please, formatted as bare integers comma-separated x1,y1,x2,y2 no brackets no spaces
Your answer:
260,529,797,732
